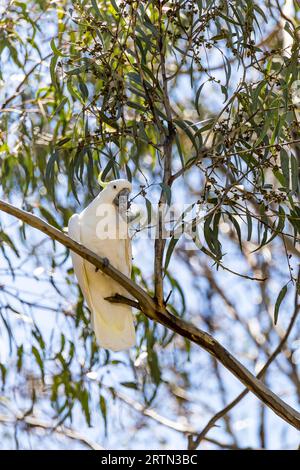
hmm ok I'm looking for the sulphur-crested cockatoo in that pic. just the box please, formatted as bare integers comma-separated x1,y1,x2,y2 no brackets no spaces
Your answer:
68,179,135,351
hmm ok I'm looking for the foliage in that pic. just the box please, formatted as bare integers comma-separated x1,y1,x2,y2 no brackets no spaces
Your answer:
0,0,299,450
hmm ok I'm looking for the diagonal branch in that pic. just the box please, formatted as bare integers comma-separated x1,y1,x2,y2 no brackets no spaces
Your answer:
0,199,299,431
189,268,300,449
116,390,259,450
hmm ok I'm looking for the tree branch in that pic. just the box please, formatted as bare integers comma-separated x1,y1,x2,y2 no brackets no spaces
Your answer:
154,3,176,306
114,390,257,449
0,413,104,450
0,199,299,431
189,268,300,449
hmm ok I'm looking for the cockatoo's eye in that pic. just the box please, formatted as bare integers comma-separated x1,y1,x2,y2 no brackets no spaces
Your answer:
113,185,117,189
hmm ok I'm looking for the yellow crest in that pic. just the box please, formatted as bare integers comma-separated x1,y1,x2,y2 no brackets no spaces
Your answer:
97,172,108,189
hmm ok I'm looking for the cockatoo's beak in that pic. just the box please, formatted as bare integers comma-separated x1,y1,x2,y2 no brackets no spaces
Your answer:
113,188,130,209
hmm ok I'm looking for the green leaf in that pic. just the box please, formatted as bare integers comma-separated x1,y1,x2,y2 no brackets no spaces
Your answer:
127,72,142,86
56,137,71,147
264,206,285,247
137,121,149,144
45,151,58,199
146,340,161,385
280,148,290,188
127,100,147,112
203,214,222,259
291,155,299,192
221,84,228,102
164,237,179,273
99,395,107,435
227,213,242,250
50,38,67,57
145,198,152,227
125,164,132,182
0,363,7,389
78,76,89,101
32,346,44,382
80,388,91,426
17,345,24,372
274,284,288,325
50,55,59,88
91,0,102,18
195,82,205,115
255,113,273,146
120,381,138,389
175,134,184,168
52,97,68,116
67,77,84,103
174,119,199,153
111,0,119,13
246,209,252,241
6,41,22,67
0,231,20,257
39,206,60,229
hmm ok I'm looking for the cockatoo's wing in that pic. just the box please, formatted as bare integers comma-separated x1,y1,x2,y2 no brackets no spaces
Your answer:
68,214,95,314
68,209,135,352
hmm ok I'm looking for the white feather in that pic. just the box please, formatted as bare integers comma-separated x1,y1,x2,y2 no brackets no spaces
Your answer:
68,180,135,351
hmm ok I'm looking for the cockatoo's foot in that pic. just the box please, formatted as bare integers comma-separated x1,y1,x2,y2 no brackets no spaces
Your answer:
95,257,109,272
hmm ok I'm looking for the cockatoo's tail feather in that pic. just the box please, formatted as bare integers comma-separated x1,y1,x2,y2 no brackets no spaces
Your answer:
68,180,135,351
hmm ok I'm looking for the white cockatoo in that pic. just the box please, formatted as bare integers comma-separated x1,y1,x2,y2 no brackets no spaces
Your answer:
68,179,136,351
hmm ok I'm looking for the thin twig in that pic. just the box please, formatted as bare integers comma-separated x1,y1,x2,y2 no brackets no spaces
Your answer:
0,413,104,450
